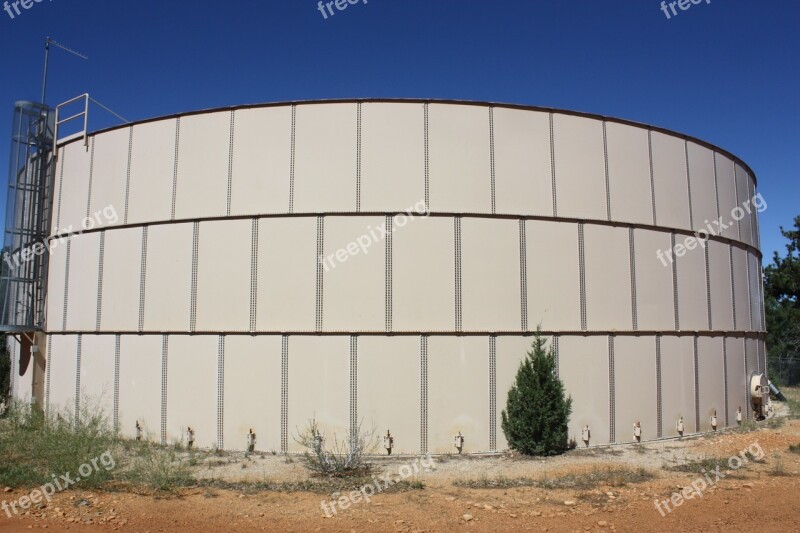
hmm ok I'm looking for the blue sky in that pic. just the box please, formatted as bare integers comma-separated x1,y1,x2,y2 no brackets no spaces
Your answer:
0,0,797,261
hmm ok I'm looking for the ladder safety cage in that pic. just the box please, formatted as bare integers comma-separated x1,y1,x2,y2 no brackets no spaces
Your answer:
1,101,56,332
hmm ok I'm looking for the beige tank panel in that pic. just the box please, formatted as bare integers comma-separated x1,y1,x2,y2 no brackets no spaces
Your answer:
428,104,491,213
195,220,252,332
126,119,177,225
613,336,658,442
117,335,162,440
222,336,282,452
461,218,521,332
552,114,606,221
174,112,230,221
285,336,350,453
651,131,691,231
584,224,632,331
142,223,193,331
229,106,292,216
87,126,129,228
360,103,425,212
256,217,317,332
559,335,609,445
47,335,78,415
492,108,552,217
605,122,653,225
525,220,580,331
427,336,490,453
357,336,421,455
660,336,697,437
292,104,357,213
392,216,455,332
79,335,115,419
165,335,218,448
633,229,675,330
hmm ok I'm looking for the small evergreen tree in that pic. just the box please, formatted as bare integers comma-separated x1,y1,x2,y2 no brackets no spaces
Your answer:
501,330,572,456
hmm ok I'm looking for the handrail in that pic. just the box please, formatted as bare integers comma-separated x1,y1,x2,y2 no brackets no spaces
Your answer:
54,93,89,148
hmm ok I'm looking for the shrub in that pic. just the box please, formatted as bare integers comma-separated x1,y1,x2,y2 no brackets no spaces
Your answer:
294,418,377,478
118,441,195,492
501,329,572,456
0,401,117,488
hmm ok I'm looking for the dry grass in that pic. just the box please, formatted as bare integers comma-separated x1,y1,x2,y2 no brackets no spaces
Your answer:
452,466,653,490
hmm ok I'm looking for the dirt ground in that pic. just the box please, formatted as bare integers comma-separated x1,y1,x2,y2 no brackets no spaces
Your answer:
2,415,800,532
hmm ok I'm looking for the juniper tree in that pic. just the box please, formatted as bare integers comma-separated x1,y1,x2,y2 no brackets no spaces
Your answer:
501,330,572,456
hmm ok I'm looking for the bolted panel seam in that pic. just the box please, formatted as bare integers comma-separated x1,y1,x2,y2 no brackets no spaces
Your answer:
170,118,180,221
705,245,713,330
603,121,611,221
189,222,200,332
350,336,358,440
549,113,557,217
656,335,663,438
123,125,133,224
712,152,721,221
629,228,638,331
226,110,235,217
62,240,71,331
249,219,259,333
96,231,105,331
113,334,120,433
217,335,225,450
75,334,82,426
420,335,429,455
671,233,680,330
729,244,737,330
685,140,694,229
722,336,729,427
519,220,528,332
45,337,52,417
648,130,657,226
55,146,66,232
693,336,700,433
85,137,95,220
289,106,296,214
385,215,393,332
608,335,616,444
424,104,430,210
489,335,497,451
138,227,148,333
454,217,463,332
578,223,587,331
315,217,325,332
489,107,496,215
281,335,289,453
160,335,168,445
356,103,362,212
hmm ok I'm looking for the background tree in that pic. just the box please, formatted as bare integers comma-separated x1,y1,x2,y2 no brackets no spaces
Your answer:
501,330,572,456
765,216,800,386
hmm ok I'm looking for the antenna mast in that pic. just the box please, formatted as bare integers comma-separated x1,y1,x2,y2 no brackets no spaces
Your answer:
41,37,89,105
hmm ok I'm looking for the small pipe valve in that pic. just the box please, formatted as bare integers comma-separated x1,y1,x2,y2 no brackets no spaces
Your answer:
247,429,256,452
384,430,394,455
453,432,465,454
